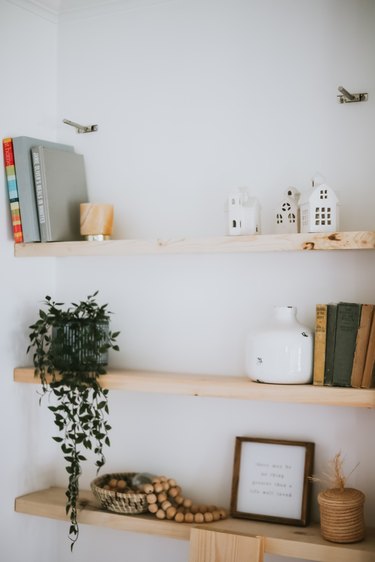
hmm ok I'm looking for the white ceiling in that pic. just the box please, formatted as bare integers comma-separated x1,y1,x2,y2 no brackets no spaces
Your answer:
11,0,162,21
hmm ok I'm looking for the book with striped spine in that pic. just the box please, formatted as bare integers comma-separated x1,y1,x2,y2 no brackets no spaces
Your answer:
2,137,23,243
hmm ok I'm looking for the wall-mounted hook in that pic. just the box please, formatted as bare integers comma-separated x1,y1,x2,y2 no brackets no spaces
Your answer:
63,118,98,133
337,86,368,104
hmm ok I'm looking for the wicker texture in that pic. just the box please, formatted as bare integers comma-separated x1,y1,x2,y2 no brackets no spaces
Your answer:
318,488,365,543
91,472,148,514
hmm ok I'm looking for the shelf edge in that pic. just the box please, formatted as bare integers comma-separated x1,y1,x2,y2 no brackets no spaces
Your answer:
14,231,375,257
14,368,375,409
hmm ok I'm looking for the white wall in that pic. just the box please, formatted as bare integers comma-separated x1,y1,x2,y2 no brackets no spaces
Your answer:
0,1,61,560
54,2,375,561
1,1,374,561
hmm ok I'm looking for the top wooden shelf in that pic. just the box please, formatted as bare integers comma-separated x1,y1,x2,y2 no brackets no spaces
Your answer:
14,231,375,257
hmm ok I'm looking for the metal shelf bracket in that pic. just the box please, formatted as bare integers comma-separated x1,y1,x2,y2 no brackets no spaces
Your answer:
63,118,98,133
337,86,368,104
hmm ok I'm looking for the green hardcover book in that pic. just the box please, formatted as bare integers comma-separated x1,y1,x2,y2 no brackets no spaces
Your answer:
12,136,74,242
323,304,337,386
332,302,362,387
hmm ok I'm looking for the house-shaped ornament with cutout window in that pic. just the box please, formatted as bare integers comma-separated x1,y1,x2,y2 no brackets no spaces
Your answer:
274,187,300,234
299,181,339,233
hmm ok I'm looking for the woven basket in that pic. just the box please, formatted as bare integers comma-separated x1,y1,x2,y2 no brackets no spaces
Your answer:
91,472,148,515
318,488,365,543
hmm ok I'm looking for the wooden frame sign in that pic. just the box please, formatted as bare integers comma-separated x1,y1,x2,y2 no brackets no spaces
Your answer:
230,437,314,526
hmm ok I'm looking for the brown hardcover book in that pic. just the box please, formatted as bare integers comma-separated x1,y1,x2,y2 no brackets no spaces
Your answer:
313,304,327,385
351,304,374,387
361,312,375,388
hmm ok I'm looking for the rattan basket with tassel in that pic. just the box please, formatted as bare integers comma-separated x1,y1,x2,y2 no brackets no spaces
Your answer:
318,487,365,543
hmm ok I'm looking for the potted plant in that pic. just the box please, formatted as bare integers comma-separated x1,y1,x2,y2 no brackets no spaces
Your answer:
27,291,119,550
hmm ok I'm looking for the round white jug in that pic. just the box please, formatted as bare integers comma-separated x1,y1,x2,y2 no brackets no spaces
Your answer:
245,306,313,384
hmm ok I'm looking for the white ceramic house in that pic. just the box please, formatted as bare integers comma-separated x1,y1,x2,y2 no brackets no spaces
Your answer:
274,187,300,234
228,188,260,235
299,183,339,233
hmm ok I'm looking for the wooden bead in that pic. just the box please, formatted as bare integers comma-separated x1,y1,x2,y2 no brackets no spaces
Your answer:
163,482,170,491
174,495,184,505
154,483,164,494
143,484,154,494
159,475,167,482
212,510,221,521
190,504,199,514
161,500,172,511
174,512,185,523
158,492,167,503
156,509,166,520
218,509,227,519
168,478,177,487
184,512,194,523
146,493,157,504
109,478,118,488
194,512,204,523
166,506,177,519
148,503,158,514
197,504,207,514
169,486,179,498
204,512,214,522
152,477,160,484
183,498,192,509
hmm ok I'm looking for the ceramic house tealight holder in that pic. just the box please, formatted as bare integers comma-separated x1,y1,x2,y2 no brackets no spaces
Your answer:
299,179,339,233
274,187,300,234
228,188,260,236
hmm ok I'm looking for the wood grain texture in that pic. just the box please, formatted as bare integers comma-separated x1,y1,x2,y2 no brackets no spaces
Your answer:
15,487,375,561
14,231,375,258
14,368,375,408
189,528,264,562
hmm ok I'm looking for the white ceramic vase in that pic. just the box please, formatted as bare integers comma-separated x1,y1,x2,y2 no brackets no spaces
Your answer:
245,306,313,384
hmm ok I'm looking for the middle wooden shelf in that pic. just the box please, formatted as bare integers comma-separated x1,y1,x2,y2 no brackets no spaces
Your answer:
14,368,375,408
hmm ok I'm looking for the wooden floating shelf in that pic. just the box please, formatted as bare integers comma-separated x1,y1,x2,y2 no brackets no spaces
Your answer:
14,368,375,408
15,487,375,562
13,231,375,257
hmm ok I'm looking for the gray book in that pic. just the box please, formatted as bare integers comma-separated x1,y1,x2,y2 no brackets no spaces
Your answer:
12,136,74,242
31,146,88,242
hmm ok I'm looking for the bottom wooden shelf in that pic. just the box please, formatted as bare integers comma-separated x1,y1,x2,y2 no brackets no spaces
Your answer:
15,487,375,561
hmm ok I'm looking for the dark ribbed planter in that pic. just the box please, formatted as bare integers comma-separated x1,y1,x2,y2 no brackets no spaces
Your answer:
51,319,110,371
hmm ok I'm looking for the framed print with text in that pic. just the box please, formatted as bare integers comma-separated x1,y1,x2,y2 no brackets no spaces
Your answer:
230,437,314,526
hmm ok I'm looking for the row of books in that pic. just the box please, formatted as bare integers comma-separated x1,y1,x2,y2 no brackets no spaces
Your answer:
313,302,375,388
2,136,88,243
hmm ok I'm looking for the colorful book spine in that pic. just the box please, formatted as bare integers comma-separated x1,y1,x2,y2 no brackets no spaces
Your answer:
2,137,23,243
313,304,327,385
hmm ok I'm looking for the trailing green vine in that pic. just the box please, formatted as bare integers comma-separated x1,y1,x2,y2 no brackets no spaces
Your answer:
27,292,119,550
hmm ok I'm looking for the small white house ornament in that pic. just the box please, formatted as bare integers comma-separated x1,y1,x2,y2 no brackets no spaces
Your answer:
274,187,300,234
299,180,339,233
228,188,260,236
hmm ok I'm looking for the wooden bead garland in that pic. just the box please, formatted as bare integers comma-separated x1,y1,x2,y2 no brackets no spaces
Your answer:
142,475,228,524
